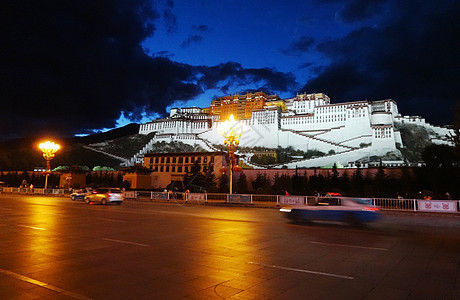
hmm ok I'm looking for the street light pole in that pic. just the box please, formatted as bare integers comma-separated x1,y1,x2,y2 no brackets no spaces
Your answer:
38,141,60,190
220,114,242,195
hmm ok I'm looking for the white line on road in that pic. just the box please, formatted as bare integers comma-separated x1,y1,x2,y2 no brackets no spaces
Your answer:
96,218,127,223
17,224,46,231
248,262,354,280
311,241,388,251
103,238,150,247
0,268,92,300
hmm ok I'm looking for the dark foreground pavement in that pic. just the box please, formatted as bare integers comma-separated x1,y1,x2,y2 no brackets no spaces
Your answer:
0,194,459,299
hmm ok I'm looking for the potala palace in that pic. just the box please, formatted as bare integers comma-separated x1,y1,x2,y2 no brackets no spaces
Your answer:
125,92,452,168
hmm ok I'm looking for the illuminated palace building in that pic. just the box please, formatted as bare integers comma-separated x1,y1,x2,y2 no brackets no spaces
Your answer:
131,92,451,168
144,152,233,189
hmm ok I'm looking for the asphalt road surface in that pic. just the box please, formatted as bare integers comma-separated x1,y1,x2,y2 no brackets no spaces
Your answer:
1,194,459,299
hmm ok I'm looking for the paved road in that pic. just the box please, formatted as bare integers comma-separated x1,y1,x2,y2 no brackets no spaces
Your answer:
0,194,459,299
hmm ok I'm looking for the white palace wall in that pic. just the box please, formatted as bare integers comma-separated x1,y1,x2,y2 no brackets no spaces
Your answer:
132,94,453,168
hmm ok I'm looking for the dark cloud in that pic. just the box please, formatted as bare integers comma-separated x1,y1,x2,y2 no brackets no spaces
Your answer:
180,24,210,48
280,36,315,56
180,34,203,47
338,0,386,22
318,0,386,22
153,50,175,59
163,0,177,34
193,25,209,32
303,0,460,125
197,62,297,94
0,0,296,139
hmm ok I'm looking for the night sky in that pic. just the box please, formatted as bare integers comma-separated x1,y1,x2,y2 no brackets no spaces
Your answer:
1,0,459,140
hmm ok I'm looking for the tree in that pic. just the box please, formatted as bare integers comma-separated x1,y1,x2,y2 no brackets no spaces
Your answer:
183,161,206,192
420,143,460,198
204,162,217,192
121,180,131,190
309,174,326,195
218,174,228,193
351,165,364,196
235,172,249,194
422,144,458,168
373,165,389,197
252,173,271,194
338,172,350,195
330,163,340,187
272,174,292,195
292,172,309,195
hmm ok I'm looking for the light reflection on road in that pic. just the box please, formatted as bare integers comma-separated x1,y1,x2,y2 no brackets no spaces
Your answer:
186,210,259,289
18,196,62,268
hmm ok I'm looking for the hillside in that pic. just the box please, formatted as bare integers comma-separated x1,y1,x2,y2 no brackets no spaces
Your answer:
0,122,451,171
0,124,142,171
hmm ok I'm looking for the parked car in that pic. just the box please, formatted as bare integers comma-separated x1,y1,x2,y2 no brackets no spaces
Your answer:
85,188,124,205
280,197,380,225
70,189,89,201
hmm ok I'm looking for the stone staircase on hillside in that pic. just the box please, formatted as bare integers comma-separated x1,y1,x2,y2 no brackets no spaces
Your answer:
281,129,357,152
121,136,157,166
123,133,220,167
83,146,128,164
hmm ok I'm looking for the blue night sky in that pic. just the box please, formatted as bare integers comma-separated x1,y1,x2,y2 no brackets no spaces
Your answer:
1,0,459,139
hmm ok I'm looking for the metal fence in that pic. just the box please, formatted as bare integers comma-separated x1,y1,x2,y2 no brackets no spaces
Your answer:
1,187,458,213
1,187,68,195
373,198,416,211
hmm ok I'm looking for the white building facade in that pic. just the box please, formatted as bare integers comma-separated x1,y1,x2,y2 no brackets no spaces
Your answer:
128,93,451,168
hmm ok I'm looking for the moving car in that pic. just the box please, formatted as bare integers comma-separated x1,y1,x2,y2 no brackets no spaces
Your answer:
85,188,124,205
280,197,380,225
70,189,89,201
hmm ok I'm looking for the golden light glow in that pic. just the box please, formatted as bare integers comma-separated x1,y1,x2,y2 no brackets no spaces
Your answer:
39,141,60,160
220,114,242,143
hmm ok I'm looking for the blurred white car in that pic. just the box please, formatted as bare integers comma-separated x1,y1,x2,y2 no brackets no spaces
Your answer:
85,188,124,205
280,197,380,225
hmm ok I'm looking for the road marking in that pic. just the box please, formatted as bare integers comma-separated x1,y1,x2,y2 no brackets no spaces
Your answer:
96,218,127,223
17,224,46,231
0,268,92,299
248,262,354,280
311,241,388,251
103,238,150,247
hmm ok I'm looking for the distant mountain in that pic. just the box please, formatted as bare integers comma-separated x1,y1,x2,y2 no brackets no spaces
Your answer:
71,123,140,143
0,123,142,171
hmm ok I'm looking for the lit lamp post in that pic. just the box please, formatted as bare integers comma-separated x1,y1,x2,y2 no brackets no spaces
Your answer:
220,114,242,194
38,141,60,190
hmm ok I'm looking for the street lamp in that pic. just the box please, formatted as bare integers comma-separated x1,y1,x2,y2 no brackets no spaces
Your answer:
220,114,242,194
38,141,60,189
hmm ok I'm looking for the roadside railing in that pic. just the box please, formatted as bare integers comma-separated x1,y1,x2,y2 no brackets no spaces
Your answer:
373,198,416,211
1,187,458,213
